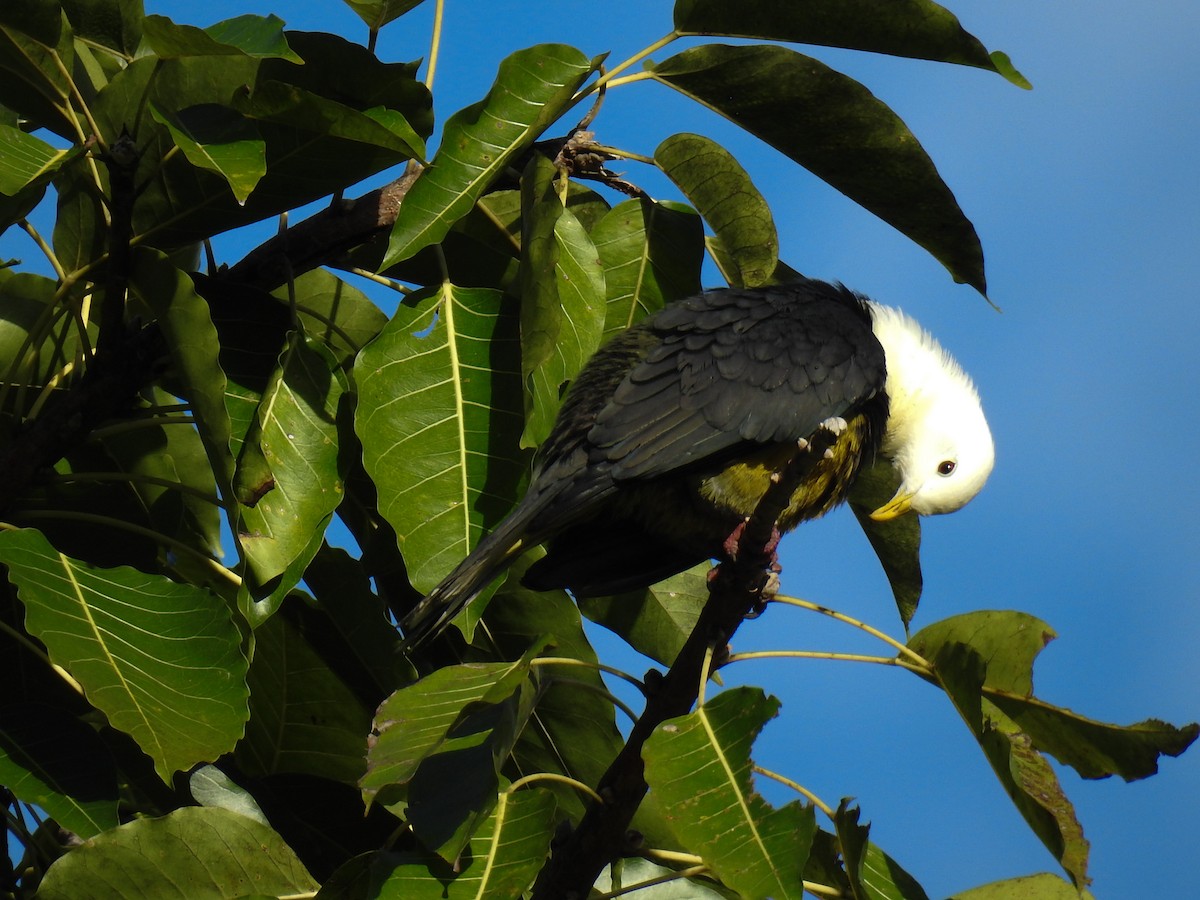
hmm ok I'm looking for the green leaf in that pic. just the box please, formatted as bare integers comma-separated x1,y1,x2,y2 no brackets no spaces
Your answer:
579,562,710,667
673,0,1030,88
361,656,535,807
141,13,301,61
354,285,528,595
383,43,598,268
60,0,143,58
0,1,77,139
189,764,270,825
0,528,249,782
130,248,236,495
149,102,267,205
341,0,428,31
949,872,1094,900
36,807,318,899
237,334,347,615
278,268,390,369
848,458,923,628
647,43,987,295
592,198,705,338
655,133,778,288
0,701,119,838
643,687,814,899
317,788,556,899
235,606,373,785
0,122,71,195
518,156,607,447
594,858,735,898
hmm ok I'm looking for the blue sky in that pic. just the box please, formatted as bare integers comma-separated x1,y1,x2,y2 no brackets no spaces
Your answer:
6,1,1197,896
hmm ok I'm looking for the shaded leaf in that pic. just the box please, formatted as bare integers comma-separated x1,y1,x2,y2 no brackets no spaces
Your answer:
647,43,987,295
644,687,813,899
848,458,923,628
35,807,318,899
579,562,709,667
361,656,534,807
341,0,428,31
0,527,249,782
592,198,704,337
383,43,598,267
236,604,373,785
0,1,77,139
60,0,143,58
277,268,389,369
141,13,301,61
0,701,119,838
149,102,267,205
655,133,778,288
673,0,1030,88
317,788,556,899
354,285,528,596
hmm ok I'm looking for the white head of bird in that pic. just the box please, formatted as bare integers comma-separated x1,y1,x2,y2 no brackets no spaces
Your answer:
866,303,995,521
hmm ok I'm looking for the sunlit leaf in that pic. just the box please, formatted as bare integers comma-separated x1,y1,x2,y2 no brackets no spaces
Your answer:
0,123,72,196
36,807,318,899
383,43,598,268
949,873,1094,900
0,528,249,782
647,44,987,295
189,764,270,825
141,13,301,61
355,285,528,596
644,687,813,899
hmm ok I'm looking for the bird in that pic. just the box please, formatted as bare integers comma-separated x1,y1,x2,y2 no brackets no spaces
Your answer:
400,277,994,647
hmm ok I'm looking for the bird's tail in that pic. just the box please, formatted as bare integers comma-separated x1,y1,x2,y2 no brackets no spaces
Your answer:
399,499,541,651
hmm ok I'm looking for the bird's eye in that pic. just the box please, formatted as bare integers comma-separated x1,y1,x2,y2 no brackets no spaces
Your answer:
937,460,956,476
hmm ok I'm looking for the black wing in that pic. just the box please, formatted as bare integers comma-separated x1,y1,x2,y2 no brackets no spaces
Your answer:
587,280,886,482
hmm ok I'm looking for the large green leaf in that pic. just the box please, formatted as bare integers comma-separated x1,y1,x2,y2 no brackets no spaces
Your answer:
949,873,1093,900
130,248,236,496
591,197,704,338
0,1,77,139
317,788,557,899
148,102,267,206
276,268,389,369
518,156,607,447
673,0,1029,88
579,562,710,667
655,133,778,288
141,14,301,61
383,43,598,268
0,528,249,782
36,807,318,899
643,687,814,899
647,43,987,295
237,334,347,612
235,605,373,785
354,285,528,595
60,0,144,59
0,701,119,838
360,657,534,808
0,122,72,196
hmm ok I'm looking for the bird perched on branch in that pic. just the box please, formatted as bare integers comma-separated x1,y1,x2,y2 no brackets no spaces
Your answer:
401,278,993,647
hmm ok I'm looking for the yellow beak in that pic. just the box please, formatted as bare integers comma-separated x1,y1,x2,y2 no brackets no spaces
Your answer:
869,490,915,522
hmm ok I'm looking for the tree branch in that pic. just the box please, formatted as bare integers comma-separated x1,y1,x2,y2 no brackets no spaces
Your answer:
531,430,842,898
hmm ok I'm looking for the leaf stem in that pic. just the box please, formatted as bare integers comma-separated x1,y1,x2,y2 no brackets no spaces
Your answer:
586,32,679,94
770,594,931,669
507,772,604,804
752,763,834,818
530,656,646,692
725,649,924,674
342,266,411,293
590,864,710,900
425,0,446,90
18,220,66,281
46,471,223,507
87,415,196,441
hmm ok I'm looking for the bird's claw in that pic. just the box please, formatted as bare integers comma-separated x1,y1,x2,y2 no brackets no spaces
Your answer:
801,416,847,460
